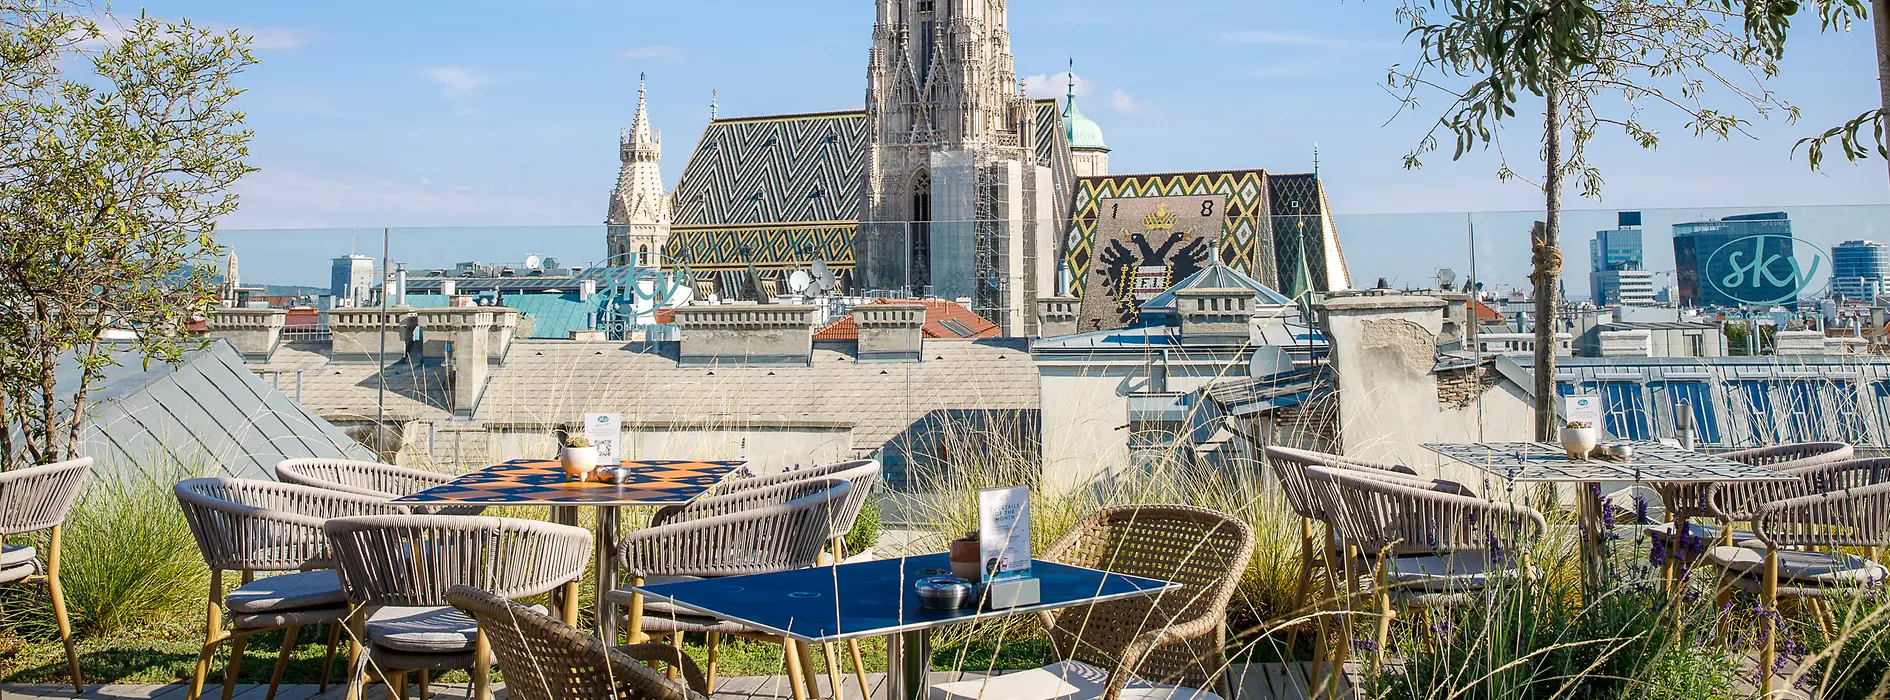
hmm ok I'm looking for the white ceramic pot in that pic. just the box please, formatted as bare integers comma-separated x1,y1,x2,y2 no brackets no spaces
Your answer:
1560,427,1598,460
560,446,598,481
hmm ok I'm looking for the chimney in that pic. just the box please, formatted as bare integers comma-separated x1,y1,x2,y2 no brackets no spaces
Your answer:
206,307,286,362
1036,297,1079,337
1317,293,1467,463
439,280,457,298
675,304,815,366
579,279,597,301
489,307,519,363
450,294,476,308
854,302,926,362
1597,329,1653,357
569,329,607,342
1774,329,1825,356
418,307,495,417
393,263,408,307
326,306,415,363
1174,288,1253,345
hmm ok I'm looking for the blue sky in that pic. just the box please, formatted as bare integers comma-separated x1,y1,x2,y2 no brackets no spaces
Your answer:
125,0,1890,289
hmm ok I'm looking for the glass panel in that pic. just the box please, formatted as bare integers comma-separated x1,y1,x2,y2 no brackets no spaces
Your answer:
1653,381,1721,446
1732,380,1777,446
1600,382,1650,441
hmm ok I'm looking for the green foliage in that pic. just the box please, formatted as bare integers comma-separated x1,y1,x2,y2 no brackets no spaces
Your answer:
0,4,256,468
844,488,882,556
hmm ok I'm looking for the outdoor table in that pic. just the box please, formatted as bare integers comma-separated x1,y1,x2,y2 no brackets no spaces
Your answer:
634,552,1178,700
1422,441,1794,598
393,457,745,640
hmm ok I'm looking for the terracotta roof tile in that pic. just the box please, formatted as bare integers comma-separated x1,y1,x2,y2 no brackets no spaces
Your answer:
813,299,1002,341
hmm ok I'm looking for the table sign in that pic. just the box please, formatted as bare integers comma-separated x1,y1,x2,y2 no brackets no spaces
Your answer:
584,412,622,466
978,485,1039,607
1564,395,1602,428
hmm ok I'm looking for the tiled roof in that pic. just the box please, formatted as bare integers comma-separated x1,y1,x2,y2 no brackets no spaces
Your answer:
671,111,869,227
813,299,1003,341
252,341,453,423
473,339,1038,449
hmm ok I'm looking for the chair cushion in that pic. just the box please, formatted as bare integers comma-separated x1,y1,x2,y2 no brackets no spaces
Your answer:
233,606,351,630
1380,552,1529,591
0,562,34,585
367,604,547,653
928,660,1222,700
1646,521,1758,546
0,544,36,568
227,570,347,613
1706,546,1890,585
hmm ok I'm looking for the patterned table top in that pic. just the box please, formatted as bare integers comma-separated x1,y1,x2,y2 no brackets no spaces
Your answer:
392,459,745,506
1421,442,1799,484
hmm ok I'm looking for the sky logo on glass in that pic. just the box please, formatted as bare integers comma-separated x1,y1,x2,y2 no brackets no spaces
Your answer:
1706,235,1826,305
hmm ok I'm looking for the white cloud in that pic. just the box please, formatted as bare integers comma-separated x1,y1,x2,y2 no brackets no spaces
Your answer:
617,45,681,60
1221,30,1353,50
421,66,492,105
1022,71,1090,99
1108,88,1146,114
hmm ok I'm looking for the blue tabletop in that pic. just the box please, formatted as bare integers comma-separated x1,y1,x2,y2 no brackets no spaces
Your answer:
634,553,1176,643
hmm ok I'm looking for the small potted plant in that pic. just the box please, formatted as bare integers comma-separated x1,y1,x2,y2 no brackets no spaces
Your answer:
1560,421,1598,461
560,435,597,481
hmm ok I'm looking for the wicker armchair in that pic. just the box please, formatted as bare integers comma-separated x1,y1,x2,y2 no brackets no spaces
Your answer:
324,515,592,700
175,477,405,700
1305,465,1546,677
446,585,708,700
1702,473,1890,697
276,458,482,515
929,504,1255,700
1651,442,1852,557
607,478,849,699
0,458,91,694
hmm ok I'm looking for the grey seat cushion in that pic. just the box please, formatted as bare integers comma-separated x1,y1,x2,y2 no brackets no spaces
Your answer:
233,606,350,630
0,544,36,569
367,604,548,654
0,562,34,585
1378,552,1533,591
227,570,347,613
1647,521,1758,547
1707,546,1889,585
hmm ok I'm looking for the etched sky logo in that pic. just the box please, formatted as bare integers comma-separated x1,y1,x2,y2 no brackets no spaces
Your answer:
1705,234,1827,306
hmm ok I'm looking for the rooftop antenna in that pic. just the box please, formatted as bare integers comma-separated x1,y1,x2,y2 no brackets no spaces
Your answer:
710,89,718,120
1313,143,1320,177
1067,56,1075,104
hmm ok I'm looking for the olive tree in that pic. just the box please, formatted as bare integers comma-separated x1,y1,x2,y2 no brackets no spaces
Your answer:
0,5,256,468
1389,0,1796,439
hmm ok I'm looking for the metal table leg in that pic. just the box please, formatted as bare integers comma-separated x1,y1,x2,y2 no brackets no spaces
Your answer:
884,629,930,700
595,505,620,643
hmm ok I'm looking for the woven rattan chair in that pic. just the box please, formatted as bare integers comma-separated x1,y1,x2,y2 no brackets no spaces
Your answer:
928,504,1255,700
1305,464,1546,680
447,585,708,700
1701,464,1890,696
276,458,482,515
607,477,849,700
1650,442,1852,569
175,477,406,700
651,461,881,695
0,457,92,694
324,514,592,700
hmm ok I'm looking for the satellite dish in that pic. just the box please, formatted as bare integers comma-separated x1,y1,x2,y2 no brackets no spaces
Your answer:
524,254,543,270
1248,346,1294,380
811,260,837,294
788,270,813,295
1437,268,1458,289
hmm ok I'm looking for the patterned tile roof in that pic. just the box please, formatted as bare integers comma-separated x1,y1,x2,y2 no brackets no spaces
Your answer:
671,111,869,228
813,299,1003,341
473,339,1038,449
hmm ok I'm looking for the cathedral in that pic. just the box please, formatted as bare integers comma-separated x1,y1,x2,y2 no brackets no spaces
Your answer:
605,0,1350,336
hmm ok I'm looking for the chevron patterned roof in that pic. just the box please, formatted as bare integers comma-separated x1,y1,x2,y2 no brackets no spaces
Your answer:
671,110,869,227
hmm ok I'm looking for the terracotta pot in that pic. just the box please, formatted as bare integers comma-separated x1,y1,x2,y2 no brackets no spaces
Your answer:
1560,427,1598,461
561,446,598,481
949,532,981,581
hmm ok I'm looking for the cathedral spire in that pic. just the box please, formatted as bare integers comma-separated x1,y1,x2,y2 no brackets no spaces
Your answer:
625,72,658,160
710,88,718,121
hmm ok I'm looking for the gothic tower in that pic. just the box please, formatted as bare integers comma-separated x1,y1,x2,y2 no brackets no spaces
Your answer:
859,0,1062,334
606,74,672,267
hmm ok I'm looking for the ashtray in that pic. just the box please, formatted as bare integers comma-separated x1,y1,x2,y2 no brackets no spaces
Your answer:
915,575,976,610
596,466,636,485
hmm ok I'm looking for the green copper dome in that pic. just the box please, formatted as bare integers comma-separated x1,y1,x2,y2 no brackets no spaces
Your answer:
1064,99,1107,151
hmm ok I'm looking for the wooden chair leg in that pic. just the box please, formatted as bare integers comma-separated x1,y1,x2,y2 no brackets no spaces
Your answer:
1286,519,1315,657
266,625,301,700
1370,552,1393,678
1759,554,1780,698
822,642,844,700
625,576,647,645
666,633,681,680
387,671,405,700
795,639,822,699
847,639,869,699
188,638,223,700
561,579,581,627
473,629,491,700
706,631,720,694
418,670,429,700
321,623,342,693
344,647,370,700
222,632,249,700
782,639,811,700
45,525,81,695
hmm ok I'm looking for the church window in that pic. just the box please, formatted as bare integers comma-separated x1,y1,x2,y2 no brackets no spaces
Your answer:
918,21,934,87
638,245,649,266
910,170,932,292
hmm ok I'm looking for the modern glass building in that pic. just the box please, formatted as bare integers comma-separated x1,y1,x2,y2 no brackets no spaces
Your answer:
1832,239,1890,301
1590,212,1653,306
1672,212,1797,309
